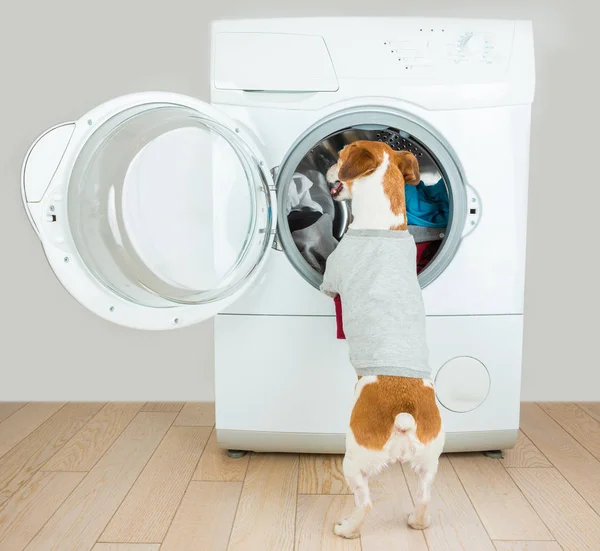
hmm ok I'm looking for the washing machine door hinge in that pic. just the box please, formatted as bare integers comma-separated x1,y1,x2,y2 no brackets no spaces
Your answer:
271,232,283,251
269,166,283,250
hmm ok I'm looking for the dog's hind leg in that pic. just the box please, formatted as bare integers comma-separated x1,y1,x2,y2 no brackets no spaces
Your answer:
407,431,444,531
334,455,374,539
408,459,437,530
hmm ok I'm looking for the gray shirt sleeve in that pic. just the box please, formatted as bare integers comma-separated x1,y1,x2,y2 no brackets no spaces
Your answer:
320,252,339,298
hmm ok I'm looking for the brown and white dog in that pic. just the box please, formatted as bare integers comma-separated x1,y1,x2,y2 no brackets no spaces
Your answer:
325,140,445,539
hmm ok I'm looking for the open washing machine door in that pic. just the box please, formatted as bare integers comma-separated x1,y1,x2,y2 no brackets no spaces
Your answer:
21,93,277,330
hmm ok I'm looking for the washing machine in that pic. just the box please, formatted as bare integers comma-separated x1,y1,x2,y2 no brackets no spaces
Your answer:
21,17,535,455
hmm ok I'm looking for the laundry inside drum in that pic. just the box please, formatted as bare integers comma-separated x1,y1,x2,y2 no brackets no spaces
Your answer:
285,126,450,281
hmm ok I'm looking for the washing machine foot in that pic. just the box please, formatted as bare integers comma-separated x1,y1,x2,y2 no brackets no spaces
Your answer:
484,450,504,459
227,449,248,459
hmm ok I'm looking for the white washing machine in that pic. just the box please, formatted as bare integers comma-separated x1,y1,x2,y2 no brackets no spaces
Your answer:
21,17,534,455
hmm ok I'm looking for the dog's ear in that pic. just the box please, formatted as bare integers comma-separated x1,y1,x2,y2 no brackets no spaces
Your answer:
338,145,378,182
393,151,420,185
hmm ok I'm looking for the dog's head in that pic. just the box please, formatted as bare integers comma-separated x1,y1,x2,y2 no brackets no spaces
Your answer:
326,140,420,204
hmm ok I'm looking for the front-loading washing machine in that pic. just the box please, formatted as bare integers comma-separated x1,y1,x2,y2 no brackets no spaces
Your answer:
21,17,534,455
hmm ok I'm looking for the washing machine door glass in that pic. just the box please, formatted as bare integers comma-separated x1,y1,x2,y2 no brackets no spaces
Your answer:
67,102,274,311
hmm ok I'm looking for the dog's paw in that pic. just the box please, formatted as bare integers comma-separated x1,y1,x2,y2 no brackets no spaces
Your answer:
334,519,360,539
407,512,431,530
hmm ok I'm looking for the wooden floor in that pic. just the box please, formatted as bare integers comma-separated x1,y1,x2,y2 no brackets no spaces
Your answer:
0,403,599,550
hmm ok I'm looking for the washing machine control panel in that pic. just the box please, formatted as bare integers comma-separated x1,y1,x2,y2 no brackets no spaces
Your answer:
381,29,507,72
329,21,516,80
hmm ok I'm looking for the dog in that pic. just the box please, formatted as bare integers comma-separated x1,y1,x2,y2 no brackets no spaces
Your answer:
321,140,445,539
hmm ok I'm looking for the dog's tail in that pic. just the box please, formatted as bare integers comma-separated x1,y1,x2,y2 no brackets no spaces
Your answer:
394,412,417,434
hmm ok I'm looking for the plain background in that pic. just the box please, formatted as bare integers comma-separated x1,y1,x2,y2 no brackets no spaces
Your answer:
1,0,598,402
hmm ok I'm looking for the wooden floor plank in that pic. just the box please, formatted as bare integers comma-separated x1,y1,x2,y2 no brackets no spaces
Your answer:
578,402,600,423
403,456,495,551
193,428,249,482
100,426,210,543
500,431,552,469
141,403,184,413
493,542,562,551
0,403,27,425
0,471,84,551
0,402,595,551
361,465,428,551
520,403,600,514
0,403,103,506
539,402,600,461
0,403,65,459
508,467,600,551
160,481,241,551
173,402,215,426
43,403,143,472
228,454,299,551
92,545,160,551
299,455,350,495
449,453,552,540
24,412,176,551
295,495,360,551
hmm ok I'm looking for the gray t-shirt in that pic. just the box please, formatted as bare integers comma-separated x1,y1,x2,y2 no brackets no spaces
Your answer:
320,229,430,379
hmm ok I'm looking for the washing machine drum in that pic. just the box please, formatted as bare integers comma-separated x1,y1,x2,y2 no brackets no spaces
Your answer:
22,94,276,329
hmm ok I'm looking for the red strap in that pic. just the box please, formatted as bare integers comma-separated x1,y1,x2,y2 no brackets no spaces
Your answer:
334,295,346,339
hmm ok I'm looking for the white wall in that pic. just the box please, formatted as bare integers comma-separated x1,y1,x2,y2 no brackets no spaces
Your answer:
1,0,597,401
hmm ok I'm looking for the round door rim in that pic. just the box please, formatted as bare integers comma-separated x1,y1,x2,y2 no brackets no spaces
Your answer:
22,92,277,330
434,356,491,413
274,101,469,290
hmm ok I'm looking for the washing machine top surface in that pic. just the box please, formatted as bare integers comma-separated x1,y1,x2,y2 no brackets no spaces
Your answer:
211,17,534,112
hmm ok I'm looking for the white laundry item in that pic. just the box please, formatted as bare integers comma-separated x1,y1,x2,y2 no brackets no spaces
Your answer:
285,173,324,215
302,169,336,218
